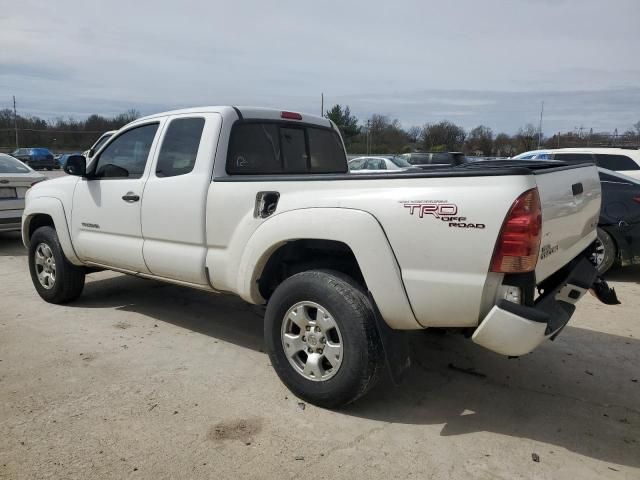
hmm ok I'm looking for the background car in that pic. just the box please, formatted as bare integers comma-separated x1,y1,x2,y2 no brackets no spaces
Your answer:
513,148,640,180
593,168,640,273
56,152,83,170
348,156,412,172
400,151,467,166
0,153,46,232
10,148,55,170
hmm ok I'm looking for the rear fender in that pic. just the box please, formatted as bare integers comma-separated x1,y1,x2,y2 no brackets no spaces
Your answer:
237,208,420,330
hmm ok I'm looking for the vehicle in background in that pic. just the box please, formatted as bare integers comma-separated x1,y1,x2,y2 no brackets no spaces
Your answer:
400,151,467,167
56,153,83,170
10,148,55,170
593,169,640,273
0,154,46,232
513,148,640,180
82,130,117,160
348,156,412,172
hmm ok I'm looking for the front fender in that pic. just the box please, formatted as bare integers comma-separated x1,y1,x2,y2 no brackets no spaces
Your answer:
22,196,83,266
237,208,420,330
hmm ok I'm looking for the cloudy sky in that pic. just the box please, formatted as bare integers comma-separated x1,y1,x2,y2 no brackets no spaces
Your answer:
1,0,639,134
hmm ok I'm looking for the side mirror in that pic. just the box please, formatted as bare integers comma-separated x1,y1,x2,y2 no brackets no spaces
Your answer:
64,155,87,177
87,148,95,158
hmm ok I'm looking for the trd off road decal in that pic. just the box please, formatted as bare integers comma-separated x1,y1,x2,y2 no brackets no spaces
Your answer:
400,200,485,229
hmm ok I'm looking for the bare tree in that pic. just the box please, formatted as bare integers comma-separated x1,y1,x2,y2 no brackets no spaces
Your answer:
421,121,466,151
465,125,494,156
515,124,538,152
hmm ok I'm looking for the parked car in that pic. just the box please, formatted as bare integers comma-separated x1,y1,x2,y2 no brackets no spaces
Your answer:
0,154,46,232
22,106,614,408
348,156,412,172
400,151,467,166
56,153,83,170
513,148,640,180
11,148,55,170
82,130,117,160
593,168,640,273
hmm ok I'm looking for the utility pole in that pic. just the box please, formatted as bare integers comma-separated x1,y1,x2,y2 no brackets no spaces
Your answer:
13,95,19,149
537,101,544,149
321,93,324,117
366,119,371,155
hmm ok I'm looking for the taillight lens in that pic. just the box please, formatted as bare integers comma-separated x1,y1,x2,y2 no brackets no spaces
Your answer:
490,188,542,273
633,196,640,204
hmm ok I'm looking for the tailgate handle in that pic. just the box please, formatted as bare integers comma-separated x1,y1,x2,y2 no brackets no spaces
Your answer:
572,183,583,196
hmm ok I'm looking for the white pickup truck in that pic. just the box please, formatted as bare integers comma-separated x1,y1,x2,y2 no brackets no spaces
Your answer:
22,106,616,408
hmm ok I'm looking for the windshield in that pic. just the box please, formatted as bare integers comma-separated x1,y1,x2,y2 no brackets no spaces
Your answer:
0,154,32,173
389,156,411,168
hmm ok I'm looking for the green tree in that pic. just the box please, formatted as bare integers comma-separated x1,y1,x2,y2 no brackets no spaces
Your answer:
325,105,359,143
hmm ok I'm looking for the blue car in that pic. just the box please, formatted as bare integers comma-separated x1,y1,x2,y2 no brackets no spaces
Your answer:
56,152,83,170
11,148,55,170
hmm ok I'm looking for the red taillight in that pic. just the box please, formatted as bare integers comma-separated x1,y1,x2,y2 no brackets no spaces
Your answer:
281,111,302,120
490,188,542,273
633,196,640,204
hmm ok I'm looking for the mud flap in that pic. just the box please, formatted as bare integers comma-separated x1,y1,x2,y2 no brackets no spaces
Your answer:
368,293,411,386
591,277,621,305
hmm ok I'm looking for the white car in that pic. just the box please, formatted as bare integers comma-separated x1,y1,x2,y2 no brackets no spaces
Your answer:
0,154,45,232
348,156,412,172
22,106,613,408
513,148,640,180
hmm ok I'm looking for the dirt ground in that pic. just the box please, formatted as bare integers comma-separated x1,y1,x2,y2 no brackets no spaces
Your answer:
0,230,639,480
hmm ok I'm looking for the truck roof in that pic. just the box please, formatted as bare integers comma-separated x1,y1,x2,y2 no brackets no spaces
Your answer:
133,106,333,129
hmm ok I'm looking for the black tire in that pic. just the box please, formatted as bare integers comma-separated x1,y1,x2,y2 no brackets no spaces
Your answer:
593,227,616,274
46,167,53,171
28,226,85,304
264,270,384,409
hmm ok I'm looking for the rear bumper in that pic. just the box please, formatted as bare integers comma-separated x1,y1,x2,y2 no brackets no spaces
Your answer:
472,257,597,356
0,208,24,232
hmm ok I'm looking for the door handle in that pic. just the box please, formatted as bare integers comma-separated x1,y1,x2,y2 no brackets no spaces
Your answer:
122,192,140,202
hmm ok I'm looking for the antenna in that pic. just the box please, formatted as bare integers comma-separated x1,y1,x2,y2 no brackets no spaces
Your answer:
537,101,544,148
13,95,19,149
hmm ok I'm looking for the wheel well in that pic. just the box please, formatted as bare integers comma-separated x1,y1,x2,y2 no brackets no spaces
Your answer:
28,214,54,240
257,239,365,300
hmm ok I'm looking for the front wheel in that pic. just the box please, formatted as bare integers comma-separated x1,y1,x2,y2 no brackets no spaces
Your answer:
264,270,384,409
28,226,86,303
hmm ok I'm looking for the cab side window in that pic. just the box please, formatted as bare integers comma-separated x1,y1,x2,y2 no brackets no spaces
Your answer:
156,118,205,177
93,124,159,179
595,154,640,171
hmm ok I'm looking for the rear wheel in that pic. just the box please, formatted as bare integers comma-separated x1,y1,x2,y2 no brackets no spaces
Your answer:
264,270,384,409
28,226,85,303
592,227,616,274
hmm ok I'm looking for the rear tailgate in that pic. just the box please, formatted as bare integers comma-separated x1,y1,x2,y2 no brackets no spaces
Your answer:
534,164,601,282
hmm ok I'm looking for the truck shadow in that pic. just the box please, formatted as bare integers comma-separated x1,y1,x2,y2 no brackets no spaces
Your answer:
0,232,26,257
74,273,639,468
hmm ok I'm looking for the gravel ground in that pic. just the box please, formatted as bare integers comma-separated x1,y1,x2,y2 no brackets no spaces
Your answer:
0,229,638,480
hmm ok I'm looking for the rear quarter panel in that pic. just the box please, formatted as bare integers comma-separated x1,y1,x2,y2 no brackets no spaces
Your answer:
206,175,536,328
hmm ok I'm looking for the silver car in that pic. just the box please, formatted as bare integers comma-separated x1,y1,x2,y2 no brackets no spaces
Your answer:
0,153,46,232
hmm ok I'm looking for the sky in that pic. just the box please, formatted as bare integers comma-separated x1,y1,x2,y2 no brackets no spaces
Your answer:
1,0,639,134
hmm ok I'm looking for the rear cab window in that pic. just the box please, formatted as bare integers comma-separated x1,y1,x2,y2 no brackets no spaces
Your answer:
226,121,346,175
